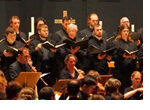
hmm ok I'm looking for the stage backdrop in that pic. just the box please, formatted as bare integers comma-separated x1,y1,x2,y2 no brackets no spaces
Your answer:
0,0,143,39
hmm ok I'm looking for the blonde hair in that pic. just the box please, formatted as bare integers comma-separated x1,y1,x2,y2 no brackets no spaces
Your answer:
131,71,141,78
19,87,36,100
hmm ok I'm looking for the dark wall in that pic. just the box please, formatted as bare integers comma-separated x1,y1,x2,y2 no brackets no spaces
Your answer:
0,0,143,39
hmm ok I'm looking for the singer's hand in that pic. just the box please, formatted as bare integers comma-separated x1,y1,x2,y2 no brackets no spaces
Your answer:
3,50,13,57
71,46,80,54
35,43,42,51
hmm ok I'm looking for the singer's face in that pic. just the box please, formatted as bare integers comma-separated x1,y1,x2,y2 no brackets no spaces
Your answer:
67,28,77,40
121,28,129,39
10,18,20,31
88,14,99,29
6,31,16,44
39,27,49,38
93,25,103,37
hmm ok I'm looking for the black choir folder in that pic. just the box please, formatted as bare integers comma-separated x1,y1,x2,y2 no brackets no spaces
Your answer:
63,38,88,49
17,35,33,44
15,72,41,88
89,44,115,55
7,46,18,54
42,41,66,50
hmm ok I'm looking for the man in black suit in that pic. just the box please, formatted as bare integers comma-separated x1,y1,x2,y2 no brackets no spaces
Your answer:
7,47,32,81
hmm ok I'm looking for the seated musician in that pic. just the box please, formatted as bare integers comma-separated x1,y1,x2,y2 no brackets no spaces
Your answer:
58,54,84,80
86,70,105,94
78,76,97,100
6,47,33,81
124,71,143,100
104,78,123,100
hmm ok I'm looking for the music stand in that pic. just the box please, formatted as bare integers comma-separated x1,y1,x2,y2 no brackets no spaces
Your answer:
15,72,42,88
100,75,112,86
53,79,71,93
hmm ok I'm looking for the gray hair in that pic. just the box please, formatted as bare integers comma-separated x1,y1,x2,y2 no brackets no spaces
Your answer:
67,23,78,31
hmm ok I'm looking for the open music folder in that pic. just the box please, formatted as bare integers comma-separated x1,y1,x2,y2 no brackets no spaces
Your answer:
15,72,42,88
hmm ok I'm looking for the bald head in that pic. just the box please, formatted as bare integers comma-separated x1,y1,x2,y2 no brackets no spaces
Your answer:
120,17,130,27
88,13,99,29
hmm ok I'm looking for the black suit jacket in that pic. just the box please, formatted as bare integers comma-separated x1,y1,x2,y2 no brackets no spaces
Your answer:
6,61,32,82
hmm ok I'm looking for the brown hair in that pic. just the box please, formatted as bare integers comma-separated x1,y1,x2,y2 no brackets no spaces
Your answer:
114,24,133,42
86,70,101,82
5,26,16,35
37,24,48,31
62,16,72,22
9,16,20,24
64,54,78,64
104,78,121,94
131,71,141,78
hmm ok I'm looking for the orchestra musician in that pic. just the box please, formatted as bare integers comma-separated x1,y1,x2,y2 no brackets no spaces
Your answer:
6,47,32,81
124,71,143,100
58,54,84,80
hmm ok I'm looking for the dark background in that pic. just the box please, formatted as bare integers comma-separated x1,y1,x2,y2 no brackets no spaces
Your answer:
0,0,143,39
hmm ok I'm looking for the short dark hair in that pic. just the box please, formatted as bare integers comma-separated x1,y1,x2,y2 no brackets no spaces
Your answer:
6,81,22,99
62,16,72,22
39,87,55,100
35,17,47,27
80,76,97,87
18,47,29,55
5,26,16,35
67,80,80,96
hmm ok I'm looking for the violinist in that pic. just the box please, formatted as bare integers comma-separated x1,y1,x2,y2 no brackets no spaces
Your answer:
124,71,143,100
86,70,105,95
